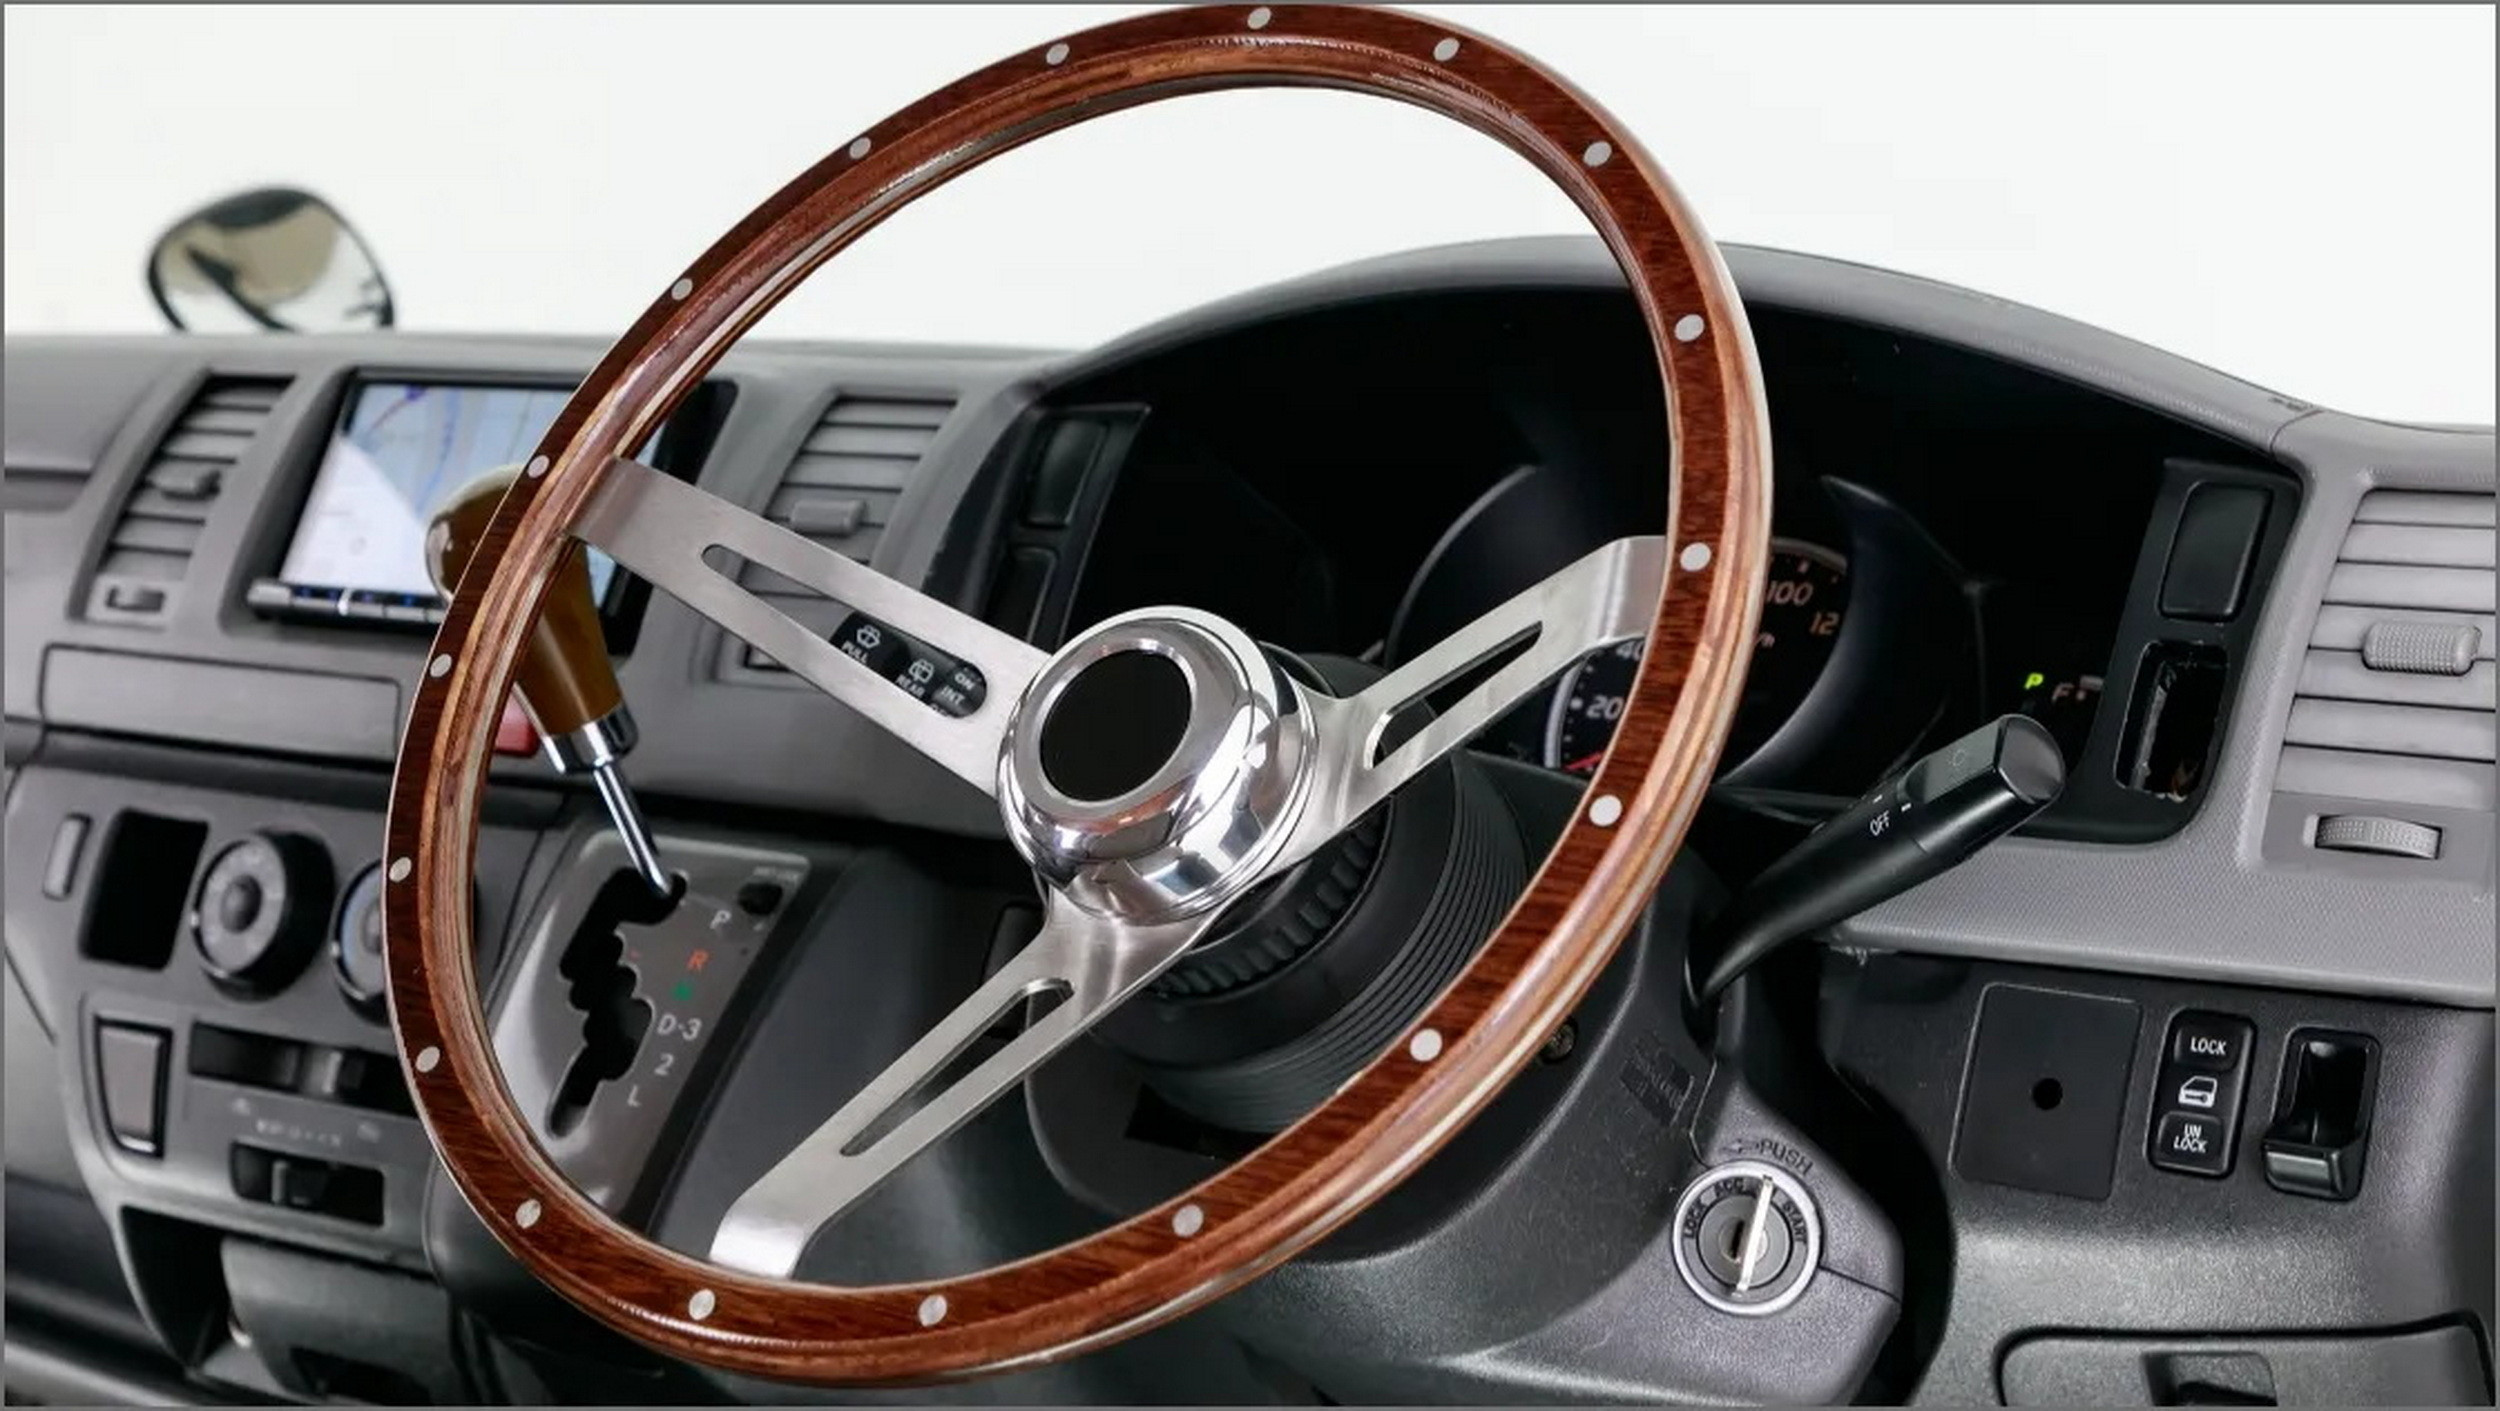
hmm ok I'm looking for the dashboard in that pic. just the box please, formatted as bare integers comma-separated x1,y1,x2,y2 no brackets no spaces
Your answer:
4,237,2491,1406
1050,287,2261,836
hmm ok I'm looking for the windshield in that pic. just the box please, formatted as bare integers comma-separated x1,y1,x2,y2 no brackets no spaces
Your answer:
5,3,2492,423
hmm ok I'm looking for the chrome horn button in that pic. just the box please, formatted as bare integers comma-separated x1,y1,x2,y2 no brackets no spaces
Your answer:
999,609,1311,923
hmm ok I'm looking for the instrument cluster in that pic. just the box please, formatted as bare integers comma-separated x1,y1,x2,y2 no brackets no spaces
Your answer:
1391,465,2108,804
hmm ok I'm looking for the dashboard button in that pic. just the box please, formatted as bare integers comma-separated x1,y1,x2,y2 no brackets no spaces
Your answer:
2151,1110,2231,1177
2313,813,2441,861
2169,1011,2252,1072
735,880,784,917
43,814,90,899
2159,482,2268,622
95,1021,169,1156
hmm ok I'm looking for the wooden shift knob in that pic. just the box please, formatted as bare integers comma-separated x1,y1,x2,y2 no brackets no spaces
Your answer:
425,465,620,739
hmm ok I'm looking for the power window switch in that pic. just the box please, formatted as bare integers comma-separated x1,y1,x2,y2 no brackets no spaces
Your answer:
95,1021,170,1156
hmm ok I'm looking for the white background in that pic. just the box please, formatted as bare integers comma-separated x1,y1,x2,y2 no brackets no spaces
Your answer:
6,4,2493,423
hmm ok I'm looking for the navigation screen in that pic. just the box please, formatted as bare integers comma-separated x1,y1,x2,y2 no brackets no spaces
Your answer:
277,382,628,605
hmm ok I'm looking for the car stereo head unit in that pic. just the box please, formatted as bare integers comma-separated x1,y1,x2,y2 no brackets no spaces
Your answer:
247,377,722,646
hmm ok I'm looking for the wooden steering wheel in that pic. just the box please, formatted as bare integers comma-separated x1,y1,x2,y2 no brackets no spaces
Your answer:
384,3,1767,1386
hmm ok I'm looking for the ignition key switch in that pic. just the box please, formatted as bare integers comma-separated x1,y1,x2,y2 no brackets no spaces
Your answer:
1671,1159,1821,1317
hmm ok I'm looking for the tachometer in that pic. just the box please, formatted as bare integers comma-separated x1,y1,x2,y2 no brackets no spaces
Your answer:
1545,538,1850,776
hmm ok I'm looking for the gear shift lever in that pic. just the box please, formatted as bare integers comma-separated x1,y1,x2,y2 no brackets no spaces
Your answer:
427,465,672,898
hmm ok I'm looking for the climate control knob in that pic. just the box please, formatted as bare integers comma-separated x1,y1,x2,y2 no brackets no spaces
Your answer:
192,832,332,995
333,862,388,1017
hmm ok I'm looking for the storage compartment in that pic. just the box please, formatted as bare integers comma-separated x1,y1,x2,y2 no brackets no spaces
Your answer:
78,810,207,969
2118,642,2228,800
218,1236,463,1403
2260,1029,2380,1200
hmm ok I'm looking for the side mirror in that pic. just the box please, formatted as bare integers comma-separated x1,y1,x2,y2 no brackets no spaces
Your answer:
146,187,393,333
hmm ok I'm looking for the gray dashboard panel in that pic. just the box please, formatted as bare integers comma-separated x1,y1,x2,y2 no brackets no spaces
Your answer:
3,237,2490,1006
1837,409,2494,1008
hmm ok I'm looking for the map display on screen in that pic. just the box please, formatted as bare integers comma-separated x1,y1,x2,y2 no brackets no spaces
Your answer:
276,382,623,602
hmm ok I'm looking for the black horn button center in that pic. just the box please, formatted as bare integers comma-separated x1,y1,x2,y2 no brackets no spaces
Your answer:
1039,649,1194,802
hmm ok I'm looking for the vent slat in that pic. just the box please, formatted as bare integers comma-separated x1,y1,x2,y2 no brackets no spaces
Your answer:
2283,698,2494,764
95,548,190,582
120,488,216,524
2339,522,2495,570
2322,563,2495,614
782,454,915,492
177,406,276,437
108,517,203,555
2298,650,2496,710
199,381,287,411
822,398,953,430
800,423,943,460
156,428,256,462
2354,491,2496,528
2277,746,2496,812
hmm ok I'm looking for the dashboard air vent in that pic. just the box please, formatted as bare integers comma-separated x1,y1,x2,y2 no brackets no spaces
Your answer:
2277,490,2496,813
721,393,956,678
86,376,288,625
752,394,955,577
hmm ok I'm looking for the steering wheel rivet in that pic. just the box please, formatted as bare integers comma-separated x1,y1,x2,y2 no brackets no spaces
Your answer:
516,1199,542,1229
1247,7,1271,30
1432,37,1460,61
427,653,452,678
525,455,549,479
1045,41,1070,65
669,277,693,301
1408,1028,1444,1062
1589,793,1624,827
1679,541,1713,572
847,136,872,160
1674,313,1706,342
414,1045,440,1073
688,1289,717,1321
1583,140,1613,167
1172,1203,1205,1237
387,856,412,882
917,1294,949,1327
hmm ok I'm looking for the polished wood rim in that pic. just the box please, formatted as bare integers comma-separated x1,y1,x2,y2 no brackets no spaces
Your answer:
383,3,1768,1384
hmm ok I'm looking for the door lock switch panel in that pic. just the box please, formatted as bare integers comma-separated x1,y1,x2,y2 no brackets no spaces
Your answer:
2148,1010,2254,1178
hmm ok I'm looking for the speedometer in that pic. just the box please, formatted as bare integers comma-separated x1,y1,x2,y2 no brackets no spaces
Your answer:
1545,538,1850,776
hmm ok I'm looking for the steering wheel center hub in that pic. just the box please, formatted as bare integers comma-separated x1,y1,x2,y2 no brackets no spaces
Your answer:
1000,610,1312,922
